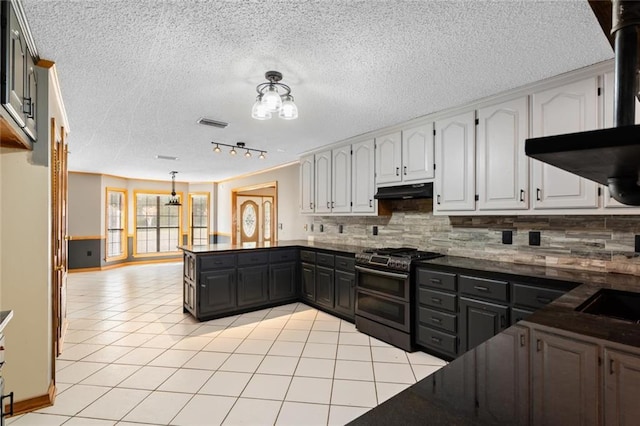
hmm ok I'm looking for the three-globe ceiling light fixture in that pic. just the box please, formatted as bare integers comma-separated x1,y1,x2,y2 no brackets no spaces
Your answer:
165,171,182,207
212,142,266,159
252,70,298,120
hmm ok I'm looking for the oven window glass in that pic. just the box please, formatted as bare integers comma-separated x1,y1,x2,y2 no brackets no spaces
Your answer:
357,292,407,329
358,270,407,299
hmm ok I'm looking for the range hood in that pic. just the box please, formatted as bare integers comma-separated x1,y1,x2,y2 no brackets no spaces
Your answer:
374,182,434,200
525,0,640,205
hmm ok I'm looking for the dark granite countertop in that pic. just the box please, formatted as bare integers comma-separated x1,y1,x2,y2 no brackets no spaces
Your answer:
351,257,640,425
178,239,365,255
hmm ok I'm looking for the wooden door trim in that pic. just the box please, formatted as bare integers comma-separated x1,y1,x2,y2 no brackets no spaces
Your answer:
231,181,278,245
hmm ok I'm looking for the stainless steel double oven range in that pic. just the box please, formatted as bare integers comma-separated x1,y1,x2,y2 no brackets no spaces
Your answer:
354,247,443,352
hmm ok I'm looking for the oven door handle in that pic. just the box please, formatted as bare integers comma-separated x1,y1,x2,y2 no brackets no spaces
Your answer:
355,265,409,280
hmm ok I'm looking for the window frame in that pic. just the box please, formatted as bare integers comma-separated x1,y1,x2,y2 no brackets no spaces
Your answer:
133,189,183,257
105,187,128,261
188,192,210,246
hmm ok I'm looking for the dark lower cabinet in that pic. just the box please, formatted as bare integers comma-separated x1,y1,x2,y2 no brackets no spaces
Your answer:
334,270,355,319
459,297,508,353
301,262,315,302
200,269,236,315
237,265,269,307
269,262,297,301
315,265,334,309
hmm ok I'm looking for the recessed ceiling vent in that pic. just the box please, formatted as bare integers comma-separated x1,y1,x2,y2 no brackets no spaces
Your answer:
197,117,228,128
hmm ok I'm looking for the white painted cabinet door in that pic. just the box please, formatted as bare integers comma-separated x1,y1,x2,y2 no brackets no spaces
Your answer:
352,139,376,213
402,123,435,183
477,97,529,211
435,111,476,212
299,154,315,213
531,77,599,209
375,132,402,185
603,71,640,208
314,150,332,214
332,146,351,213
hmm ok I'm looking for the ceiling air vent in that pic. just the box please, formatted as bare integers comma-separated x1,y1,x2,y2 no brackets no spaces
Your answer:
197,117,228,128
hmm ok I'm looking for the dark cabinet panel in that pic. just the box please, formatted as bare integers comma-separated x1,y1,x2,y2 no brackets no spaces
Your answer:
200,254,236,270
1,1,26,126
418,288,457,313
300,250,316,263
315,265,334,309
477,325,529,425
237,265,269,307
316,252,335,268
512,283,565,310
269,249,298,263
269,261,297,302
199,269,236,314
301,262,315,302
459,275,508,302
335,255,355,272
459,297,508,353
531,329,599,426
511,307,534,325
418,306,456,334
417,269,457,291
604,347,640,426
237,251,269,266
416,325,457,357
334,270,355,319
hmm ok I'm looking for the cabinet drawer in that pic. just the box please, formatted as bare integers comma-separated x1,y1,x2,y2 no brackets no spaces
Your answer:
418,307,457,334
237,251,269,266
300,250,316,263
512,283,565,310
417,269,456,291
335,255,355,272
316,252,335,268
511,307,534,325
418,288,457,313
417,325,457,355
459,275,508,302
269,249,298,263
200,254,236,270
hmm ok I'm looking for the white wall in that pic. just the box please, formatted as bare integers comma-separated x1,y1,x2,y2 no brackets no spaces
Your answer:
216,163,306,241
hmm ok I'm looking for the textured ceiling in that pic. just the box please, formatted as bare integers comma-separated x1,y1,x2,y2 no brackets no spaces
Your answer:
21,0,613,183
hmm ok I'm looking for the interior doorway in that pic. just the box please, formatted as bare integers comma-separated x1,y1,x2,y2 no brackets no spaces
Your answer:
231,182,277,246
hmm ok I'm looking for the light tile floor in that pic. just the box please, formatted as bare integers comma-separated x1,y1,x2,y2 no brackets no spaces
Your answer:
8,262,446,425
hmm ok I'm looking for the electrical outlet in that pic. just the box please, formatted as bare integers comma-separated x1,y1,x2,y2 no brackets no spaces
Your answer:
278,223,283,230
529,231,541,246
372,226,378,236
502,230,513,245
339,225,344,234
87,250,92,256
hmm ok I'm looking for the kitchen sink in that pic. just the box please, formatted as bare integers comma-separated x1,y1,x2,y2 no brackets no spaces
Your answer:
576,289,640,324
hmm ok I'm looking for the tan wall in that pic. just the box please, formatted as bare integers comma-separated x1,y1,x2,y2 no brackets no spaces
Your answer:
0,149,52,401
216,163,306,241
68,172,102,236
188,182,216,240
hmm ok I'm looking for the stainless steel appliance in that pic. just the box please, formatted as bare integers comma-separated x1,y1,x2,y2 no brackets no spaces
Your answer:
355,247,443,351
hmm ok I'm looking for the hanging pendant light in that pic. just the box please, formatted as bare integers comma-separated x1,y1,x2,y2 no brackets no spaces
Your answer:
252,70,298,120
165,171,181,206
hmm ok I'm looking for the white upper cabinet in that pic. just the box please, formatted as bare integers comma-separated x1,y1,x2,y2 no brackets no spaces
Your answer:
603,71,640,208
477,97,529,211
531,77,599,209
375,132,402,185
352,139,376,214
435,111,476,212
332,146,352,213
402,123,435,183
300,154,315,214
314,150,332,214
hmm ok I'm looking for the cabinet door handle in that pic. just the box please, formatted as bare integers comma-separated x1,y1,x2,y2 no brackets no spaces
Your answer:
536,296,552,304
2,392,14,417
396,167,400,176
474,285,489,292
200,284,206,288
403,166,407,175
23,97,32,116
536,188,541,201
431,297,442,305
500,315,506,328
431,336,442,344
430,278,441,285
369,199,373,208
309,202,312,209
536,339,542,352
519,334,526,347
519,189,525,202
610,359,615,375
431,317,442,324
331,201,335,208
437,194,441,205
326,201,330,209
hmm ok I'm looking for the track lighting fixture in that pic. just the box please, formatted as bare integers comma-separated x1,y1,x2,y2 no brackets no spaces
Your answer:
211,142,267,159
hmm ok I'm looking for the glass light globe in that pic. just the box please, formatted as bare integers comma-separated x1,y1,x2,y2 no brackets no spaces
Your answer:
279,95,298,120
261,86,282,112
251,97,272,120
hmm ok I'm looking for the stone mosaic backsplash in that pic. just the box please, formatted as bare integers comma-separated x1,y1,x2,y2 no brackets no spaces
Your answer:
309,199,640,276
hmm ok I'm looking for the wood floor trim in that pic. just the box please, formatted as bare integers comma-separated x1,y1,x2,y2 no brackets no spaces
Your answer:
69,257,181,273
6,381,56,417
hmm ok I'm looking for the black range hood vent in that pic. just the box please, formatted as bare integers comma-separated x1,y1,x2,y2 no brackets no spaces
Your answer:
525,0,640,206
374,182,434,200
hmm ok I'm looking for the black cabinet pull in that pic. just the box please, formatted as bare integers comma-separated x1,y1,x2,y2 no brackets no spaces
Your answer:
536,188,541,201
500,315,506,328
431,317,442,324
610,359,615,375
331,201,335,208
474,285,489,292
536,296,552,304
309,202,312,209
431,336,442,344
369,199,373,208
2,392,13,418
403,166,407,175
395,167,400,176
431,297,442,304
519,334,526,347
536,339,542,352
430,278,441,285
326,201,330,209
519,189,525,202
437,194,441,205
